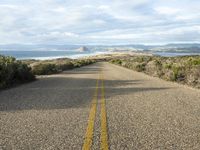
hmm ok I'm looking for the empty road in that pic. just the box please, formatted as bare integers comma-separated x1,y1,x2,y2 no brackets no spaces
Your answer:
0,62,200,149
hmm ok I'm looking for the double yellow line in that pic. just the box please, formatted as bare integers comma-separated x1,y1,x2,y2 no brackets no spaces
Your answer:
82,72,109,150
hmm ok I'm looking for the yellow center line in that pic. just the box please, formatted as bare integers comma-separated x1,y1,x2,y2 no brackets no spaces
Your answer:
82,76,99,150
82,71,109,150
100,72,109,150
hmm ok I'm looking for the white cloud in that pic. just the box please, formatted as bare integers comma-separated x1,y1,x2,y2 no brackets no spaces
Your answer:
155,6,180,15
98,5,110,10
0,4,18,9
0,0,200,44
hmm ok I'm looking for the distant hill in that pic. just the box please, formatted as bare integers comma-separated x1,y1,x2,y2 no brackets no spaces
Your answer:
0,43,200,53
165,43,200,48
76,46,90,52
146,44,200,53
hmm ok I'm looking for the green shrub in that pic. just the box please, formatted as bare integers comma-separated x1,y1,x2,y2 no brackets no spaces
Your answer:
30,59,96,75
73,62,81,68
164,63,172,69
172,66,185,81
0,55,35,89
32,63,59,75
187,57,200,66
135,63,146,72
110,55,200,88
186,66,200,88
110,59,122,65
154,59,162,68
73,59,95,68
134,56,152,63
14,62,35,82
56,62,74,71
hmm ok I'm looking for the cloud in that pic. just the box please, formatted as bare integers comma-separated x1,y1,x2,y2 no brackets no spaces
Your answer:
0,0,200,44
154,7,180,15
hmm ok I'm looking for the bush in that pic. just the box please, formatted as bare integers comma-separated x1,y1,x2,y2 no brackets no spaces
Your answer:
135,63,146,72
110,59,122,65
73,59,95,68
145,60,163,77
56,62,74,71
110,55,200,88
172,65,185,81
0,55,35,89
14,62,35,82
186,57,200,66
186,66,200,88
164,63,172,69
30,59,96,75
32,63,59,75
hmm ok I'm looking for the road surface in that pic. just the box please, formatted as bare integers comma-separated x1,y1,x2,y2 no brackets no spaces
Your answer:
0,62,200,149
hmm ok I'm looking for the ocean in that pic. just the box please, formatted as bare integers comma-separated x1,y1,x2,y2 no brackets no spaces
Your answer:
0,50,107,60
0,50,199,60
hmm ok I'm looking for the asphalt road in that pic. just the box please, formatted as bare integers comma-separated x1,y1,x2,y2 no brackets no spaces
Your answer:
0,62,200,149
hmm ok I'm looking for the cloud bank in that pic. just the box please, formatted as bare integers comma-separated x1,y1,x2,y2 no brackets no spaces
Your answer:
0,0,200,44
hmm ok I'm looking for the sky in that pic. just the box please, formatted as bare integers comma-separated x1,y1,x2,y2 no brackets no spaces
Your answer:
0,0,200,45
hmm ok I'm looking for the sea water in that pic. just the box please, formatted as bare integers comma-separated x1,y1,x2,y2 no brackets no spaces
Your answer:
0,50,199,60
0,50,106,60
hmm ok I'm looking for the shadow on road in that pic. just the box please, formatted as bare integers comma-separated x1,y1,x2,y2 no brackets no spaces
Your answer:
0,63,171,112
64,67,102,74
0,77,170,112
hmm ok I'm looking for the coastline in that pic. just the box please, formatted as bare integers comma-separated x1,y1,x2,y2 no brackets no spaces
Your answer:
1,49,199,61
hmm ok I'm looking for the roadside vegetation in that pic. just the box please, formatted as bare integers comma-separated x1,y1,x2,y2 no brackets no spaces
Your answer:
110,55,200,89
2,53,199,90
0,55,35,89
31,58,96,75
0,55,96,89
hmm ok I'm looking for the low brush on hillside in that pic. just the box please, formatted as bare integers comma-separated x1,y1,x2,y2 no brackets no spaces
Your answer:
110,55,200,89
30,59,96,75
0,55,96,89
0,55,35,89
